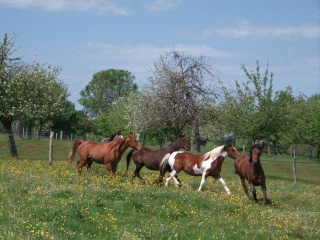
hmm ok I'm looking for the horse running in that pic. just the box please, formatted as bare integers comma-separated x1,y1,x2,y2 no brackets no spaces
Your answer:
68,134,141,176
126,134,191,184
164,145,240,194
77,132,124,169
234,143,268,204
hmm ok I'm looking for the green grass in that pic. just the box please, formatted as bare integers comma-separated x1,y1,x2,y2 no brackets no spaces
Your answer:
0,134,319,239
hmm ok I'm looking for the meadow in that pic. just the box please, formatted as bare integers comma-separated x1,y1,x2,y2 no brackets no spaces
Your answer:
0,135,319,239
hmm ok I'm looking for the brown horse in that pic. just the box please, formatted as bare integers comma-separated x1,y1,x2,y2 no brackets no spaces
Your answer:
164,145,240,193
68,134,141,176
126,134,191,184
234,143,268,205
77,132,124,169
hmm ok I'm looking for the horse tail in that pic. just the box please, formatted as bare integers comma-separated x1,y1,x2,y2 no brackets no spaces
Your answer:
125,149,135,174
159,153,171,176
68,138,84,164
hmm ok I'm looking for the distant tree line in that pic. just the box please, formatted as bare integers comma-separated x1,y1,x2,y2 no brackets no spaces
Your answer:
1,33,319,159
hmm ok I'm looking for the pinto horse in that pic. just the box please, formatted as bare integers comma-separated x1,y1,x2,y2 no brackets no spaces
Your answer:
234,143,268,204
126,135,191,184
68,134,141,176
77,132,124,169
164,145,240,194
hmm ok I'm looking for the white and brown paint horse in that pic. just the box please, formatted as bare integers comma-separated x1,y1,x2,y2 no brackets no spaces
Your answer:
164,145,240,194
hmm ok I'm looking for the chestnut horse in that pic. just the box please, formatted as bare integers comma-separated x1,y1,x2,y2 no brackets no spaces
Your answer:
68,134,141,176
126,135,191,184
76,132,123,169
164,145,240,194
234,143,268,204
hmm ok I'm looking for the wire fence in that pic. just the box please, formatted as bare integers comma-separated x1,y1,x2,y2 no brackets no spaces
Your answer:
0,133,73,161
0,133,319,164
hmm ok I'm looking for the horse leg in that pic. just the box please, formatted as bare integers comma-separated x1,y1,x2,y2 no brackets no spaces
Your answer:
217,177,231,194
156,164,171,185
240,177,249,198
76,161,85,175
105,163,115,176
76,156,90,174
249,182,257,203
165,170,177,187
133,165,145,184
172,176,181,188
261,183,268,205
87,157,93,169
111,164,118,175
197,173,207,191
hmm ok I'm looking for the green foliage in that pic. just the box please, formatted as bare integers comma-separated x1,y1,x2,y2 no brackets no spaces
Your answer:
219,61,313,154
79,69,138,118
94,100,131,138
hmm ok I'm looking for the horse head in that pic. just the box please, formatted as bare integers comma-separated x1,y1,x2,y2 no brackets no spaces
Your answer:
223,144,240,159
126,134,142,150
250,143,263,165
175,134,191,151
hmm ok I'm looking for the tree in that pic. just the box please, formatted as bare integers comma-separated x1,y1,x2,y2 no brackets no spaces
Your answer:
18,61,69,138
50,99,77,135
220,61,277,147
0,33,69,156
126,50,220,152
290,94,320,160
0,34,21,156
125,87,191,136
78,69,138,119
71,110,97,138
95,98,132,138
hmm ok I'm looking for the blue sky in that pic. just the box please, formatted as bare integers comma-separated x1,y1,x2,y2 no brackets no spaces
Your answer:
1,0,319,109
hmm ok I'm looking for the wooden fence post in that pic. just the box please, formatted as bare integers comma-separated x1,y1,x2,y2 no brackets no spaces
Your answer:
49,131,54,166
293,148,297,183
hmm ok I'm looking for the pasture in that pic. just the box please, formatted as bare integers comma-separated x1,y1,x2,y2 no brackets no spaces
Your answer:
0,136,319,239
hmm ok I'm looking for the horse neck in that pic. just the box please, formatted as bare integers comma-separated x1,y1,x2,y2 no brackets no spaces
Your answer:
116,137,131,154
167,141,181,152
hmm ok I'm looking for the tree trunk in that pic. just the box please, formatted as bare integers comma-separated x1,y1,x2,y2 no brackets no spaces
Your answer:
0,119,18,157
307,145,312,161
18,115,23,139
27,124,32,139
273,141,277,160
38,120,43,139
193,119,201,152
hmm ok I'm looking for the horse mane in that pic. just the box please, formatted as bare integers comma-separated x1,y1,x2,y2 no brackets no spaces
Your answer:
108,131,122,142
106,135,125,148
202,145,224,161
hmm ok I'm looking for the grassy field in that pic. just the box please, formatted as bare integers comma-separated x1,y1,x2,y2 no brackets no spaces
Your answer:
0,135,319,239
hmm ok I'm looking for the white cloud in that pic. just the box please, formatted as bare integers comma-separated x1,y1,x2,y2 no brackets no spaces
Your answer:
204,21,320,39
0,0,129,15
144,0,182,12
73,42,237,68
68,42,238,87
